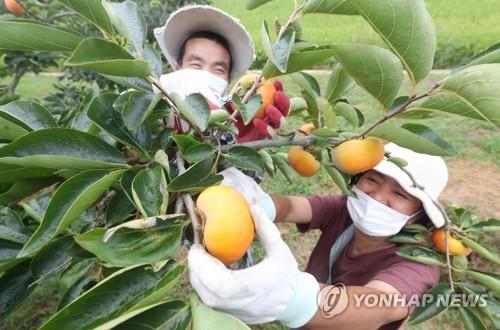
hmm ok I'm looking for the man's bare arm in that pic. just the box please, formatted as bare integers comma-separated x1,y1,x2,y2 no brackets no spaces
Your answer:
271,194,312,224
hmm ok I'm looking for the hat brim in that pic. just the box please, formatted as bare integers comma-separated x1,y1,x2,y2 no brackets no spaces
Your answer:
154,5,255,81
373,161,445,228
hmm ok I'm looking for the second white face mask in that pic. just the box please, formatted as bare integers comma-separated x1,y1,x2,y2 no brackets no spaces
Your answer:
158,68,228,106
347,186,420,237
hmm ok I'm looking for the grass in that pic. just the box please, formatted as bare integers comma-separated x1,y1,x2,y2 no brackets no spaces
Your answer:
213,0,500,68
0,74,59,100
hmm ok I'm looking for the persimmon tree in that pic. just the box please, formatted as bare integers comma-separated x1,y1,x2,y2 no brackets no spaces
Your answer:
0,0,499,329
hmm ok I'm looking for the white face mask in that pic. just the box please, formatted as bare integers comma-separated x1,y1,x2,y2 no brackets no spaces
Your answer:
158,68,228,106
347,186,421,237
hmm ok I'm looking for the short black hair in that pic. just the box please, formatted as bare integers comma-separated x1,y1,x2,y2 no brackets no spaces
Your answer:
177,30,233,73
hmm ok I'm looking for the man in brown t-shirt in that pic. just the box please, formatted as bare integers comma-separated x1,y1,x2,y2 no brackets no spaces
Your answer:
188,143,448,329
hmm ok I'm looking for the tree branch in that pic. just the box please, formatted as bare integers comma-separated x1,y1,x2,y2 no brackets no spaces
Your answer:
175,151,202,244
219,134,338,152
358,81,443,138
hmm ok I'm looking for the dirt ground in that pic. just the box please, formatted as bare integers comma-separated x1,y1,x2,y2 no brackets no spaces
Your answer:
441,158,500,219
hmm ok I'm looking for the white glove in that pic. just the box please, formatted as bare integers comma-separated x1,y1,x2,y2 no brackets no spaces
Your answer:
219,167,276,221
188,205,320,327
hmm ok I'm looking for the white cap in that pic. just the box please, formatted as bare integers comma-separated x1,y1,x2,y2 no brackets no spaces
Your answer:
373,143,448,228
153,5,255,81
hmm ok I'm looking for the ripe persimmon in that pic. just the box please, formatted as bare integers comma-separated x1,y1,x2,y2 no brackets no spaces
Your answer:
197,185,255,265
332,137,384,174
4,0,24,16
431,228,472,256
299,123,315,136
232,73,276,118
288,147,320,177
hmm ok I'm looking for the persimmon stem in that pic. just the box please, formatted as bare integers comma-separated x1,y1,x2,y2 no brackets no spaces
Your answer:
175,194,184,214
175,151,202,244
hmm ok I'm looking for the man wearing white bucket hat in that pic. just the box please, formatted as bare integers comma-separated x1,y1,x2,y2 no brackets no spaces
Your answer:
189,143,448,329
153,5,290,140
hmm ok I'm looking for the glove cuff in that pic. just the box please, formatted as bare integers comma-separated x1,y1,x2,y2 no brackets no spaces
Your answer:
277,271,320,328
262,193,276,222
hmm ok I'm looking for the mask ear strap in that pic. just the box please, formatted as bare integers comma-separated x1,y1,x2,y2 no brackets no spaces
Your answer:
409,209,424,220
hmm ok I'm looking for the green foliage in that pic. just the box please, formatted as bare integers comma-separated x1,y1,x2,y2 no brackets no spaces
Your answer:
215,0,500,69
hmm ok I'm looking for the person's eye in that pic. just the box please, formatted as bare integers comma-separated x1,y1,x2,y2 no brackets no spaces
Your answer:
190,62,201,68
394,191,408,199
367,177,379,183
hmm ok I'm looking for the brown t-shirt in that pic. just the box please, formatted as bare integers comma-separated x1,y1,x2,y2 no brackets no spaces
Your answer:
297,195,440,330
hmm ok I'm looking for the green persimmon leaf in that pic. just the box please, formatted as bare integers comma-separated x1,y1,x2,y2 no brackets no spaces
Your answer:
0,101,56,131
410,64,500,127
76,220,185,267
95,300,190,330
105,189,135,228
121,91,157,130
263,45,334,78
40,261,185,330
0,178,56,205
102,0,146,54
58,0,113,34
0,128,126,170
303,0,358,15
458,307,487,330
65,38,151,77
325,64,354,102
18,169,125,257
368,122,455,156
261,21,295,73
408,283,452,324
167,158,221,193
191,294,250,330
224,146,264,171
396,246,445,267
0,117,28,140
350,0,436,84
0,260,35,319
461,43,500,69
333,102,359,127
0,20,83,51
131,166,168,218
331,43,403,109
30,236,73,281
88,93,151,154
170,93,211,132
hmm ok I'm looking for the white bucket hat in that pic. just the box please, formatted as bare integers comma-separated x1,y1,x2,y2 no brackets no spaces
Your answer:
373,143,448,228
153,5,255,81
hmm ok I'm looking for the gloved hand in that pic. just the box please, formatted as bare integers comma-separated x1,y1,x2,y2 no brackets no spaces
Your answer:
188,206,320,327
232,80,291,142
219,167,276,221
